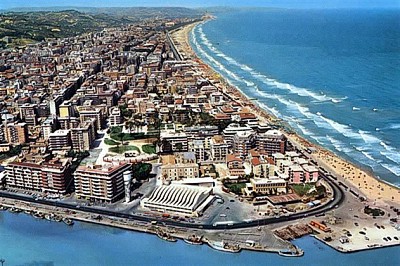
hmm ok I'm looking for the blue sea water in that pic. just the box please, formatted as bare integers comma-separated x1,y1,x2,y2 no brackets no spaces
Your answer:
0,212,399,266
190,9,400,186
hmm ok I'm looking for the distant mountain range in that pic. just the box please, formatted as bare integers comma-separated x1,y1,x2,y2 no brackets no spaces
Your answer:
0,6,204,17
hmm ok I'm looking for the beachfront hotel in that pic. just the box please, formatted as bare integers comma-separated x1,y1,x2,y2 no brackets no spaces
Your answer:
256,130,287,156
74,162,132,203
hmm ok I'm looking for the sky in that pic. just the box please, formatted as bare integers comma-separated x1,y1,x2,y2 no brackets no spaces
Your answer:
1,0,399,9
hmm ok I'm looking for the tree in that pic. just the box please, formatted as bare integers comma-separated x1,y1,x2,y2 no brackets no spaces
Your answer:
132,163,152,181
117,132,125,146
125,120,135,133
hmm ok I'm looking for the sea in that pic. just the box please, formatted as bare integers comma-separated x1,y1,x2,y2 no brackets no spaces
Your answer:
190,8,400,187
1,8,400,266
0,211,399,266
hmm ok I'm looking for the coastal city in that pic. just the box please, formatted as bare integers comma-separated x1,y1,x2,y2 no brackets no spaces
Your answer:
0,4,399,264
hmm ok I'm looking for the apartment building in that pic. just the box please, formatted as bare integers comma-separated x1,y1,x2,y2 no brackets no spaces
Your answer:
257,130,287,155
109,106,123,126
5,158,72,194
209,135,229,163
48,130,71,151
74,162,132,203
4,122,28,145
233,131,256,158
71,122,95,152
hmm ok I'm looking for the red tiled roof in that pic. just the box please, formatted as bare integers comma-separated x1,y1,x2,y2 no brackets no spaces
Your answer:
249,149,260,157
226,154,242,163
251,157,261,166
239,113,256,119
215,113,230,120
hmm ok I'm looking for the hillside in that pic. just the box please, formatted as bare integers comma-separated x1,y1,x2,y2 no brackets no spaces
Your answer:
0,8,202,48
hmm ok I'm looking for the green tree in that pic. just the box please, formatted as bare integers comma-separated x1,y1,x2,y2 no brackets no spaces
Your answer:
125,120,135,133
117,132,125,146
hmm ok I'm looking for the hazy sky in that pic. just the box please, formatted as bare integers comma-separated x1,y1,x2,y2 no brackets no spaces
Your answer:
1,0,399,9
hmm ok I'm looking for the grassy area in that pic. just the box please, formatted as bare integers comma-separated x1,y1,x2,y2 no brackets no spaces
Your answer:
109,145,140,154
224,182,246,195
142,144,156,154
104,138,121,146
0,145,22,160
111,132,159,141
291,183,316,196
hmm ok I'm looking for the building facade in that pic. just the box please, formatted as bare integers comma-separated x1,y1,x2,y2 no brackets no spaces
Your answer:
5,158,72,194
74,163,132,203
257,130,287,156
4,122,28,145
48,130,71,151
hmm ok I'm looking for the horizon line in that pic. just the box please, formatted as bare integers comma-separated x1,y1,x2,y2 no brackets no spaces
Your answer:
2,5,400,10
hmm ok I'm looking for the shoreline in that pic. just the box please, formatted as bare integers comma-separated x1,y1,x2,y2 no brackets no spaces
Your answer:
1,196,398,255
176,18,399,204
0,197,295,256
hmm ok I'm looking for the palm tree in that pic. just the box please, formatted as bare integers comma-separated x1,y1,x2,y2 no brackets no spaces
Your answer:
125,120,135,133
117,132,125,146
134,121,141,133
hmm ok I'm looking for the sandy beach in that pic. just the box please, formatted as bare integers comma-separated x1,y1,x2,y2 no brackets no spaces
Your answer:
171,20,400,205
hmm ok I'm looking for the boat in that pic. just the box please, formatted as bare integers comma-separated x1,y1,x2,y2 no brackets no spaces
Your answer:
156,231,177,242
331,99,340,103
352,107,360,111
62,218,74,226
278,248,304,257
32,212,45,219
183,235,203,245
24,210,32,215
208,241,241,253
373,108,378,112
9,207,22,213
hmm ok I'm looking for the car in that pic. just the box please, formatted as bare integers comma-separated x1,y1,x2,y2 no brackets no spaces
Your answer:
394,236,399,240
230,199,235,202
226,207,230,210
220,214,227,217
359,231,366,235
